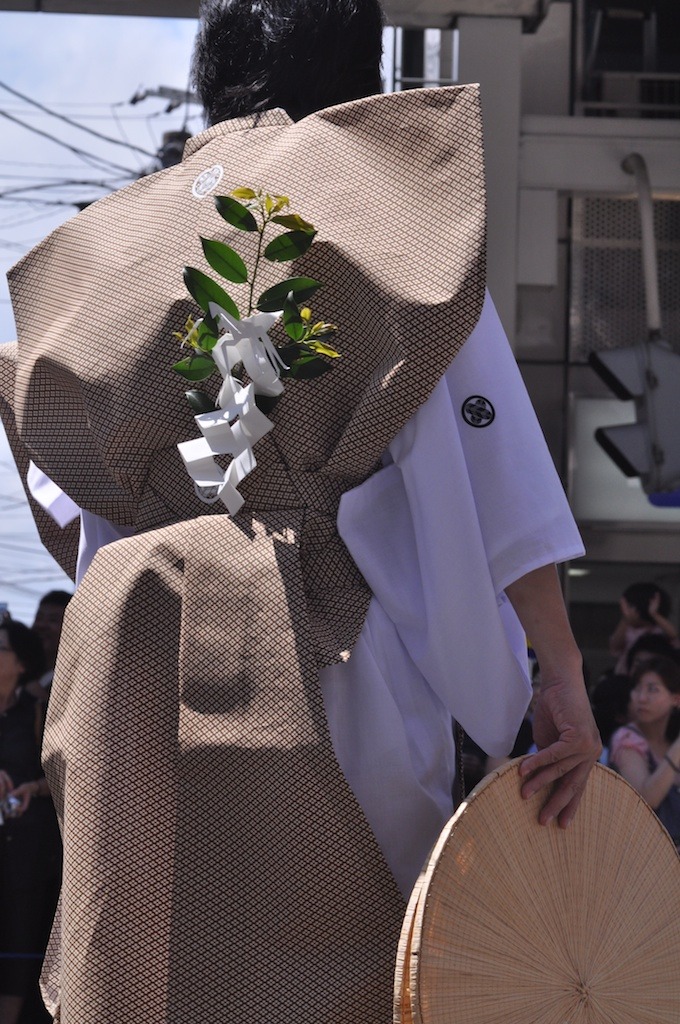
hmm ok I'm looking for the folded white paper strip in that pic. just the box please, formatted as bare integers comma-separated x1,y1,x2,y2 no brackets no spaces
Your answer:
177,306,282,515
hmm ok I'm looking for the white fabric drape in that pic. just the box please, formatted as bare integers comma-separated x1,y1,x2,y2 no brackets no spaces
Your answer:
320,293,584,893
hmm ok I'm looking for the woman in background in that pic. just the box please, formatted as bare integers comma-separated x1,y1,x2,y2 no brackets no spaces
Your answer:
609,655,680,849
610,582,679,675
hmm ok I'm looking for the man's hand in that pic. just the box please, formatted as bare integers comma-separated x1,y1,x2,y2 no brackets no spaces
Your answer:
505,563,602,828
9,780,40,816
519,671,602,828
0,769,13,802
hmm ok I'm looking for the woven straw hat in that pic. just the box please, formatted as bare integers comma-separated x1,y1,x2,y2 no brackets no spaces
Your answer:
395,760,680,1024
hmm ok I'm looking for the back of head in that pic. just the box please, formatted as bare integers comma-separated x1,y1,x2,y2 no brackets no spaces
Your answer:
39,589,72,611
34,590,71,668
191,0,384,124
3,618,46,684
591,673,634,746
626,631,678,674
623,581,671,623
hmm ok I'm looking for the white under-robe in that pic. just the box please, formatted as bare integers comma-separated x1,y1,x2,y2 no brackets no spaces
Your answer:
319,292,584,894
27,292,583,897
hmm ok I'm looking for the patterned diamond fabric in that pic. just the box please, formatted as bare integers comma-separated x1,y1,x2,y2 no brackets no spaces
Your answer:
0,343,78,578
1,86,486,1023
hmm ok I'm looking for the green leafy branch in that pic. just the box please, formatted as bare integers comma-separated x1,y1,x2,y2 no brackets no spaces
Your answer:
172,188,340,400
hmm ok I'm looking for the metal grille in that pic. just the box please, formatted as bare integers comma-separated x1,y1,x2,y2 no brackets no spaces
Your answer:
570,196,680,357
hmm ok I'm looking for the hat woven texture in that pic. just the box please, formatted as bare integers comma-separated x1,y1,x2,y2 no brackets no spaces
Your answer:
395,760,680,1024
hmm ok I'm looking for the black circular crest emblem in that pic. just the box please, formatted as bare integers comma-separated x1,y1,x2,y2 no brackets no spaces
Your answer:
461,395,495,428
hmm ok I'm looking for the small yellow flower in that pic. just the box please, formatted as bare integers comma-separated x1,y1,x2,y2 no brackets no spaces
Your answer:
173,316,200,349
310,321,337,337
230,187,258,201
300,307,312,322
308,340,341,359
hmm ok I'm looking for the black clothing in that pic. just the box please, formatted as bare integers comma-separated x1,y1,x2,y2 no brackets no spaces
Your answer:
0,690,61,999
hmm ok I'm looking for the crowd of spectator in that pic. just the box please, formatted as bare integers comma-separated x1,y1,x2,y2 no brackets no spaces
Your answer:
464,580,680,851
0,592,70,1024
593,582,680,848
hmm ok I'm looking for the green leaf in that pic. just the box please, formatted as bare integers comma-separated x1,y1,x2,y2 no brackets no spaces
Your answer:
264,229,317,263
203,311,220,336
289,356,333,380
257,277,321,313
214,194,258,232
184,267,240,320
195,323,218,352
276,342,300,364
254,393,281,415
185,389,216,414
200,237,248,284
283,322,305,343
172,354,216,382
282,293,304,342
272,213,315,233
230,187,258,201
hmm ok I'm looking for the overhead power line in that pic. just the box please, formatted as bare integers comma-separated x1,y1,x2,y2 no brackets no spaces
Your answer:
0,109,138,177
0,179,127,199
0,107,202,124
0,80,155,158
0,195,103,208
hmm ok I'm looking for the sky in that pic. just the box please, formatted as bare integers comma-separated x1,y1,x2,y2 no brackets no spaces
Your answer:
0,10,199,621
0,10,200,342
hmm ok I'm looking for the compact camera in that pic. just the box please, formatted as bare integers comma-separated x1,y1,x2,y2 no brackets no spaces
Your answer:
0,795,22,826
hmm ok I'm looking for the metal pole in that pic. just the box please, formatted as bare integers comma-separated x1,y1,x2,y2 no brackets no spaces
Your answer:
621,152,663,340
573,0,586,115
621,151,665,490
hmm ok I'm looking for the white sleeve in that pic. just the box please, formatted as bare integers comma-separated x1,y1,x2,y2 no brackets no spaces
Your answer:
322,293,584,891
434,291,584,592
335,291,583,756
27,462,133,585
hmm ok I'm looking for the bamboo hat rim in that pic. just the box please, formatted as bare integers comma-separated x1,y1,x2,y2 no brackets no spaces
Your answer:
395,759,680,1024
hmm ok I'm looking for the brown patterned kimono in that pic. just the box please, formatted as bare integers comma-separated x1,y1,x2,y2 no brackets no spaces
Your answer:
0,86,485,1024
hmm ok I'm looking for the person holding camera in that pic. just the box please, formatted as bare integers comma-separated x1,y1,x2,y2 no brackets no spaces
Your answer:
609,582,679,675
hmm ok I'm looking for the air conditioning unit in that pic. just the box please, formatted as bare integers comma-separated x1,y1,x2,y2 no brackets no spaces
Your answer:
594,71,680,116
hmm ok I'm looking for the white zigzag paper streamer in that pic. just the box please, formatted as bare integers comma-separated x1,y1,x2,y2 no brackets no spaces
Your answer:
177,304,284,516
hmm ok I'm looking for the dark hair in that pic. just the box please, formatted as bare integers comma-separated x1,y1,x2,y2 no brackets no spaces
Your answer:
38,590,72,610
191,0,384,125
1,619,46,685
632,654,680,693
632,655,680,741
623,581,671,623
625,632,678,673
591,674,634,748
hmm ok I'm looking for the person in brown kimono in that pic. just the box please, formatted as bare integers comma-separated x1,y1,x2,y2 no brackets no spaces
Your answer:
0,1,600,1022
